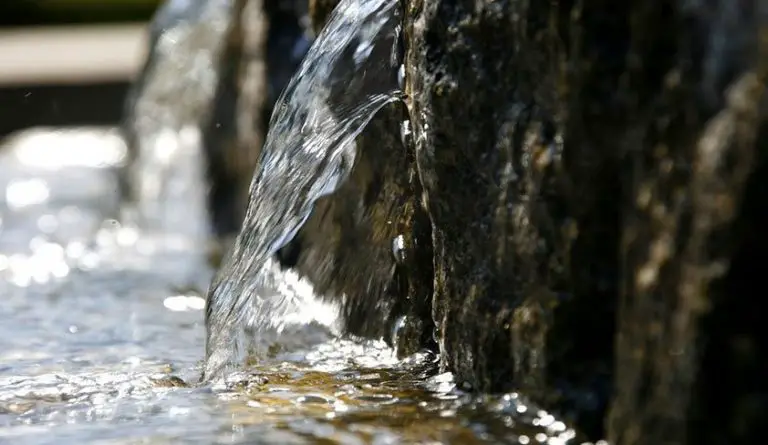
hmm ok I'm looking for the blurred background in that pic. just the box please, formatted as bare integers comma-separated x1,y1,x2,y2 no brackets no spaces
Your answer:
0,1,162,138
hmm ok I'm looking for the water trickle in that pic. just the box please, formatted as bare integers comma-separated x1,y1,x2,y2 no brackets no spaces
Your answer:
397,64,406,89
392,234,407,264
123,0,236,238
390,315,408,349
204,0,404,380
400,119,412,147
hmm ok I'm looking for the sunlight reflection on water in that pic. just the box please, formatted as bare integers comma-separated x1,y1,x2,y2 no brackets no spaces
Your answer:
0,127,581,444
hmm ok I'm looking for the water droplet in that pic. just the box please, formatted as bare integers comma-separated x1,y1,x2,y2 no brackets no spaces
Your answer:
392,234,406,263
397,64,405,88
390,315,407,347
432,325,441,343
400,119,412,147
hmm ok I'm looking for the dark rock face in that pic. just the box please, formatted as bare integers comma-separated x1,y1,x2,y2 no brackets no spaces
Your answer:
403,1,621,436
200,0,262,237
308,0,339,35
402,0,767,443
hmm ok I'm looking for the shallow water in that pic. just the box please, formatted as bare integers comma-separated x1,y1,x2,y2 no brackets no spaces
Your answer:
0,128,583,444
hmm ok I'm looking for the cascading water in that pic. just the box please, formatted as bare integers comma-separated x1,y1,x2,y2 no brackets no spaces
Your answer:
203,0,404,380
123,0,236,239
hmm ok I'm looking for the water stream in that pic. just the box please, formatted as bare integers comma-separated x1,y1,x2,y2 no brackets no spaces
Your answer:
203,0,404,380
123,0,235,239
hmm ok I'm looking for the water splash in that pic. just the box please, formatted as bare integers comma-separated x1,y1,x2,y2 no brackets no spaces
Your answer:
123,0,236,239
204,0,403,380
0,126,580,444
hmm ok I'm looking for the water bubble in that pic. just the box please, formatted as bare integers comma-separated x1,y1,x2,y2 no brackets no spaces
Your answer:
432,325,441,344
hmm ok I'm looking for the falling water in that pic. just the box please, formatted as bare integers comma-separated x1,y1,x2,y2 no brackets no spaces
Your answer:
204,0,403,379
123,0,236,239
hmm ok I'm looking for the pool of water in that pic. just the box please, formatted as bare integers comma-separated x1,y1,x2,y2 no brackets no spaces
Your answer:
0,127,581,444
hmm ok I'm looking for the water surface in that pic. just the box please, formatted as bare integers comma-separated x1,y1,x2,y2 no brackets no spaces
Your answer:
0,128,581,444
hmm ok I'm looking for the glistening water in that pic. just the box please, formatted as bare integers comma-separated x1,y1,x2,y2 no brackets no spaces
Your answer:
0,127,580,444
203,0,405,379
123,0,234,238
1,0,585,443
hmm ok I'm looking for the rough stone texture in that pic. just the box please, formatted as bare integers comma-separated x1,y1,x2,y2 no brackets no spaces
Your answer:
403,3,620,437
402,0,767,443
608,48,767,445
308,0,339,35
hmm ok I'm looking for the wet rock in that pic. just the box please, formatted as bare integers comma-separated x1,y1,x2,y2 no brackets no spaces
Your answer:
199,0,261,237
150,375,189,388
308,0,339,35
402,1,621,436
402,0,767,443
279,101,435,355
274,0,435,356
123,0,312,236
